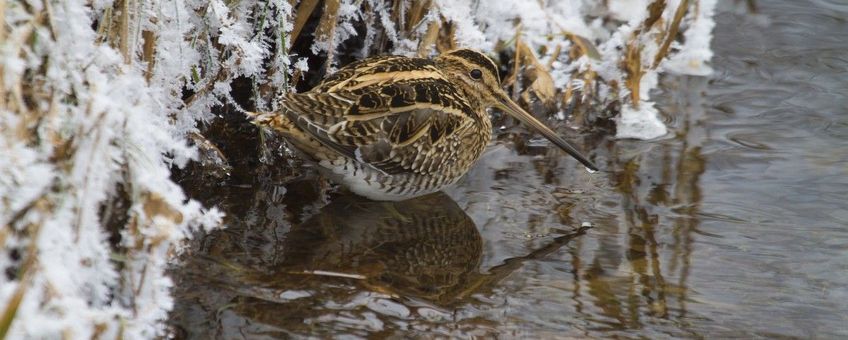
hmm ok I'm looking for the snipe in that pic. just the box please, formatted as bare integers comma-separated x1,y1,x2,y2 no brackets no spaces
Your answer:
249,49,597,201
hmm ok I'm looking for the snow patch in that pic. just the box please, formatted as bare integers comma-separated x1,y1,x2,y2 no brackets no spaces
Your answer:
616,103,668,140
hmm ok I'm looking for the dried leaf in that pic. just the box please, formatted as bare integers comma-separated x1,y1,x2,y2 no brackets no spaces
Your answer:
417,18,440,57
0,0,6,45
566,33,601,60
624,42,643,107
0,269,26,339
653,0,690,68
289,0,321,50
142,192,184,225
514,41,556,113
118,0,130,63
142,30,156,82
316,0,341,72
406,0,432,33
435,19,457,53
641,0,668,32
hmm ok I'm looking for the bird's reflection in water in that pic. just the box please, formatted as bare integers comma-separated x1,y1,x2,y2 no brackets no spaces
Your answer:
273,192,483,304
172,188,588,338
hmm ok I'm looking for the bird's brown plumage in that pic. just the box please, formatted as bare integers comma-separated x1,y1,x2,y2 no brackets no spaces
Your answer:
249,49,595,200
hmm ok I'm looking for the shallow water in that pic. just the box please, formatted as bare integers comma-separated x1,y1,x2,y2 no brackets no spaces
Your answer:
169,1,848,338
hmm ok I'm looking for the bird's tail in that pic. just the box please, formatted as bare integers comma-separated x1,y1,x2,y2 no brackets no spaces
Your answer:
245,111,294,133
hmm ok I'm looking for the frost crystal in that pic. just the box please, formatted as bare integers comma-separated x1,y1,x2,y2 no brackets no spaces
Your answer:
0,0,288,338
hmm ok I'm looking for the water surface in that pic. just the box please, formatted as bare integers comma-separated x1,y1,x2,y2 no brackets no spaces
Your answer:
170,1,848,338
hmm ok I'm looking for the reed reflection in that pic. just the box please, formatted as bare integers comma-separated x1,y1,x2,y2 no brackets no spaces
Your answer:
566,76,708,334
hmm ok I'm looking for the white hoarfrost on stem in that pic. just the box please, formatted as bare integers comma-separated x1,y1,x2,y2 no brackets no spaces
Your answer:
432,0,490,50
664,0,718,76
304,0,714,139
427,0,716,140
0,0,294,337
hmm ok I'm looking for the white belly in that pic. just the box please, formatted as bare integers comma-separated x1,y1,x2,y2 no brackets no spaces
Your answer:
318,158,458,201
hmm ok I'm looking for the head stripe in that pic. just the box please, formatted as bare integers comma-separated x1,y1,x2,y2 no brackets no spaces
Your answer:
448,49,501,84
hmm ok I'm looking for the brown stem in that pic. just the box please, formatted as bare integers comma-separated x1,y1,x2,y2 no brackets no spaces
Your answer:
653,0,690,69
119,0,131,64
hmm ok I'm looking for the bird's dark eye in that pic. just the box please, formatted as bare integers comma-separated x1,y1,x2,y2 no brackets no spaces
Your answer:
469,69,483,80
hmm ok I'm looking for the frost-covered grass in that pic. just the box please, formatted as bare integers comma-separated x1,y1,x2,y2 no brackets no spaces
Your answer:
1,0,716,338
0,0,279,337
424,0,716,139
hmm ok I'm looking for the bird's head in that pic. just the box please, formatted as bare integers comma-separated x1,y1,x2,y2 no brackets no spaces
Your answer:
435,49,598,171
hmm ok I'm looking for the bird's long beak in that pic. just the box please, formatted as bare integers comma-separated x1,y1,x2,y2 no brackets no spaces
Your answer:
497,96,599,171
